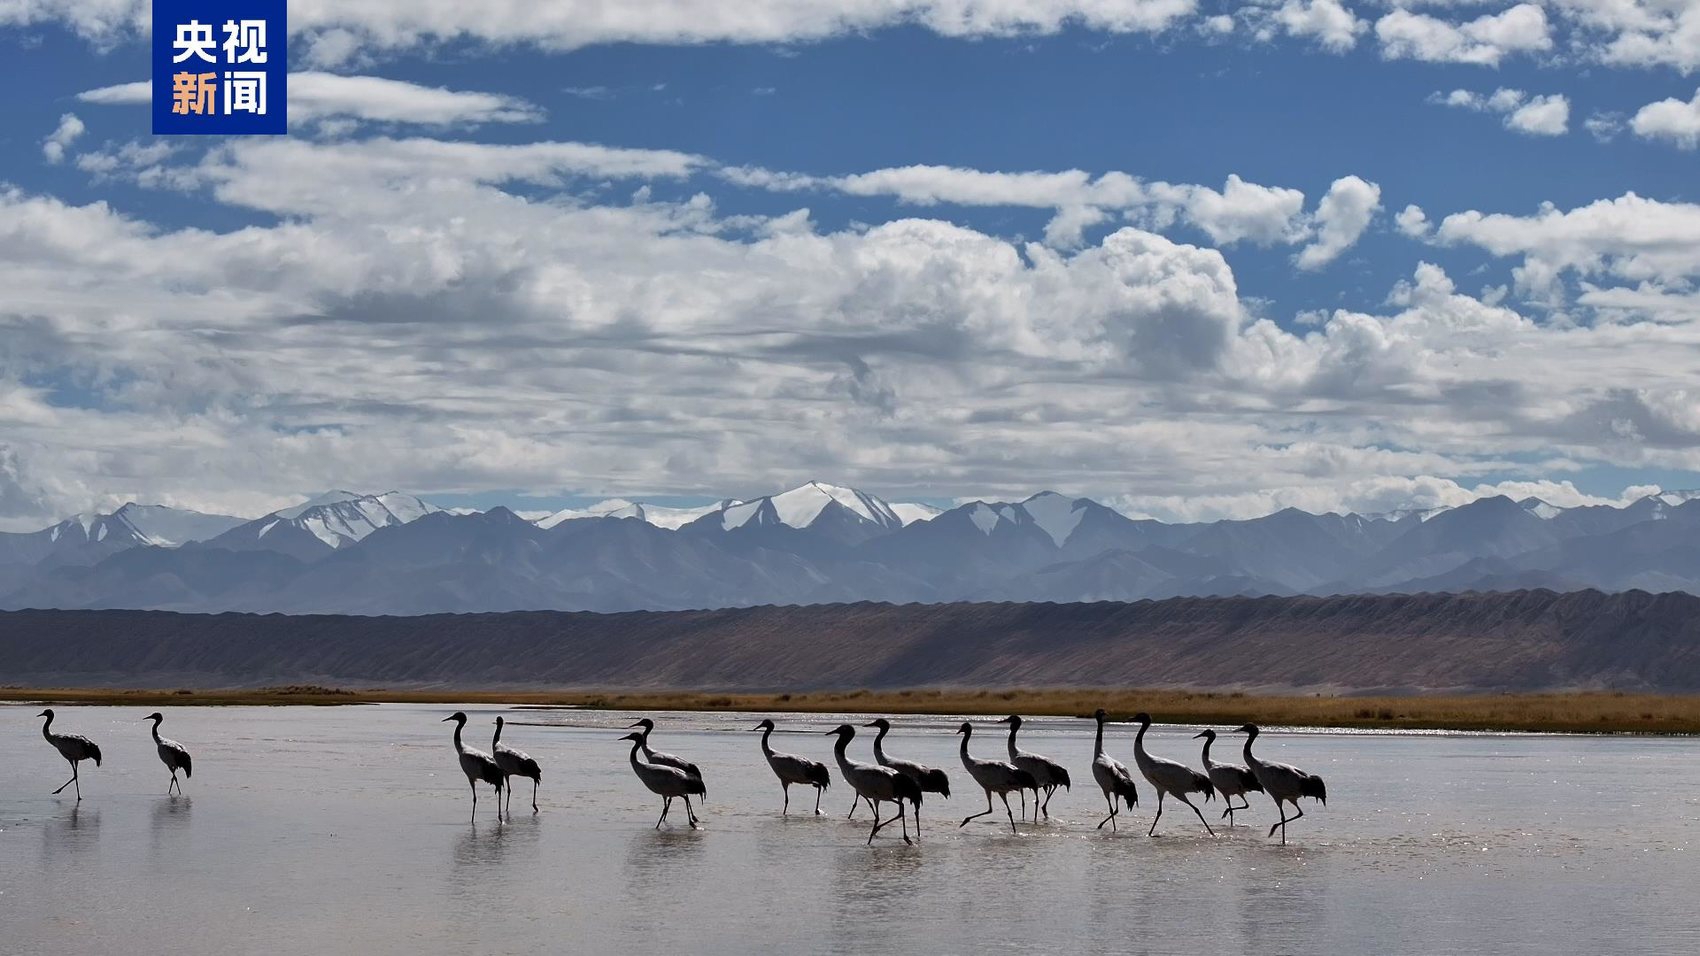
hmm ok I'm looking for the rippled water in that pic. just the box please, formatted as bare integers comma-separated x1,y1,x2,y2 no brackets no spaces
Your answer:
3,703,1698,954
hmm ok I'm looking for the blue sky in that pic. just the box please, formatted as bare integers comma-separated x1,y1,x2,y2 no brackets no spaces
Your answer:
2,1,1700,527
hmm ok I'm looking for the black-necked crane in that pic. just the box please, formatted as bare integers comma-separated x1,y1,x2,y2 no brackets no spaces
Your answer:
492,716,543,816
1195,728,1262,827
999,714,1070,820
442,712,504,823
144,712,192,795
1131,712,1216,837
955,721,1037,834
620,732,707,829
1235,724,1327,845
626,718,702,783
1088,709,1139,831
864,717,950,840
824,724,921,845
750,718,831,815
38,709,101,801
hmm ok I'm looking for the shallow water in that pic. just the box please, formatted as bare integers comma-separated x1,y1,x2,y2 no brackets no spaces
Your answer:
3,703,1698,954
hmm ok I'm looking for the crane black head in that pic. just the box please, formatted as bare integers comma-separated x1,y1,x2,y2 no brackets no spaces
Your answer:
144,712,164,722
495,715,505,727
1092,707,1110,722
1193,728,1216,740
954,721,973,736
618,731,644,743
626,718,655,732
750,718,775,732
442,711,468,724
862,717,890,730
38,708,53,719
1132,712,1153,726
822,723,855,738
997,714,1022,727
1234,723,1260,736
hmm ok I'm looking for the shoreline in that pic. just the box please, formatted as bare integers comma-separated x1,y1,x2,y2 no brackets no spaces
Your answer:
4,685,1699,734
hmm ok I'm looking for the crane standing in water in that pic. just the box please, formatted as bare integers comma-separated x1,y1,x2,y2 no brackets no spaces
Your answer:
999,715,1070,820
1235,724,1327,845
144,712,193,795
38,709,101,801
1195,728,1262,827
442,712,504,823
751,718,831,815
1088,709,1139,832
824,724,921,845
492,716,543,816
1131,712,1216,837
621,731,707,829
955,721,1037,834
864,717,950,839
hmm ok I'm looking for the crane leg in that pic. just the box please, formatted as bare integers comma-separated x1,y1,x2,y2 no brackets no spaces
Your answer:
1018,788,1027,821
1149,792,1165,836
961,791,995,828
469,781,478,824
657,796,671,829
847,792,859,819
53,759,78,796
1268,802,1304,845
532,779,540,814
1097,792,1116,830
1001,792,1017,834
1041,785,1055,819
814,785,823,815
867,799,886,845
899,801,912,845
782,782,790,816
1178,794,1216,837
913,803,922,842
685,795,699,829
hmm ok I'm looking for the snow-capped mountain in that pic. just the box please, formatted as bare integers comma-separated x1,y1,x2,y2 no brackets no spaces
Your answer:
534,498,723,530
890,502,943,525
203,491,440,560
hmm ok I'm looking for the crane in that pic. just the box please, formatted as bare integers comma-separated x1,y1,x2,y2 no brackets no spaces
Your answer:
492,716,543,816
626,718,702,782
750,718,831,815
999,714,1070,820
1195,728,1262,827
442,712,505,823
144,712,193,795
1234,724,1327,845
1088,709,1139,831
864,717,950,840
38,709,101,801
824,724,921,845
1130,712,1216,837
620,732,707,829
955,721,1037,834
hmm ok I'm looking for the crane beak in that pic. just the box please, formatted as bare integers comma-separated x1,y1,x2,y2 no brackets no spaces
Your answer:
625,721,645,730
440,715,455,722
1192,731,1208,739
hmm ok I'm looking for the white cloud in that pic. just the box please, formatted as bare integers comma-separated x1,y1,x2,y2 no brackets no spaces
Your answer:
1436,88,1569,136
40,113,84,164
1375,4,1552,65
1272,0,1365,52
1630,88,1700,150
1436,193,1700,291
1296,175,1380,269
1395,204,1431,238
79,73,543,127
1585,111,1625,143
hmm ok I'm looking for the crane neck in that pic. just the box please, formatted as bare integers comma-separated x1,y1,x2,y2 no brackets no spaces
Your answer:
150,717,163,744
1133,719,1150,760
831,733,853,773
1005,722,1020,760
1201,734,1215,764
41,712,53,739
1242,731,1260,768
871,723,888,760
451,720,465,753
628,738,647,769
758,725,774,757
1093,718,1105,758
958,729,973,765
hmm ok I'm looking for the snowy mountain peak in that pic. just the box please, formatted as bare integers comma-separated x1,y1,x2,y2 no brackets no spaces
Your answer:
277,490,364,520
1020,491,1088,546
1518,497,1565,520
722,481,903,532
263,491,441,548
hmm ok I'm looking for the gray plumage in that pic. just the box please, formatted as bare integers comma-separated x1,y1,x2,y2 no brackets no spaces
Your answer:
145,712,192,795
1089,709,1139,832
1131,712,1217,837
955,721,1037,834
442,712,504,823
626,718,703,785
751,718,831,815
492,716,543,816
1195,728,1262,827
621,732,706,829
864,717,949,840
1235,723,1327,845
1000,714,1071,820
38,709,101,801
825,724,921,845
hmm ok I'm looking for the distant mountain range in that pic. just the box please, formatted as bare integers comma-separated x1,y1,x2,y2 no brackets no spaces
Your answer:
3,481,1699,615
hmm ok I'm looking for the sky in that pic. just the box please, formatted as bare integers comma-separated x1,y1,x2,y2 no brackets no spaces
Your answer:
2,0,1700,529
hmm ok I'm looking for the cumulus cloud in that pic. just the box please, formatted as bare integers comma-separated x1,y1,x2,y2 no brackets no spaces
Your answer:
79,73,543,127
40,113,84,164
1630,88,1700,150
1434,88,1570,136
1296,175,1380,269
1395,204,1431,239
1375,4,1552,65
1435,193,1700,293
1271,0,1365,52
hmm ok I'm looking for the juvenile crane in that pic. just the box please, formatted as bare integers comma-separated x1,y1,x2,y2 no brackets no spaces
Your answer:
38,709,101,801
1131,712,1217,837
1235,724,1327,845
824,724,921,845
1195,728,1262,827
626,718,702,783
1088,709,1139,831
442,712,505,823
492,716,543,816
750,718,831,815
864,717,950,838
999,714,1070,820
955,721,1037,834
620,732,707,829
144,712,193,795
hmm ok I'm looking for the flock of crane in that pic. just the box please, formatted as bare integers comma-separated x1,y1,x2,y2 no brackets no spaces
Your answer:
34,706,1327,845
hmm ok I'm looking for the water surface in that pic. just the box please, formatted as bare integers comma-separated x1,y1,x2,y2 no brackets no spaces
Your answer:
4,704,1697,954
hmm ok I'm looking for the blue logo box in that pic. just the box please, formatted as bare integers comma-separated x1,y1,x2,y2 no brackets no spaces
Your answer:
152,0,287,135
